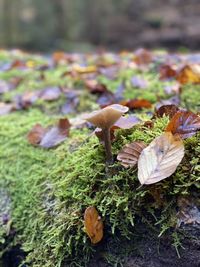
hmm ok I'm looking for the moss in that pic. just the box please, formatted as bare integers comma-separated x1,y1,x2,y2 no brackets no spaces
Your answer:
0,109,199,266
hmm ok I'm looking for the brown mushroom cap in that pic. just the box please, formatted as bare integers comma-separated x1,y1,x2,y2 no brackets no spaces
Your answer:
83,104,129,129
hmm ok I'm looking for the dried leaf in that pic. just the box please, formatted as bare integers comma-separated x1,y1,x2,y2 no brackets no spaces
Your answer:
85,80,107,94
154,105,180,119
27,124,46,145
27,119,70,148
84,206,103,244
159,64,177,80
114,115,141,129
138,132,184,185
117,141,146,168
164,83,181,95
176,64,200,84
165,110,200,139
121,99,152,109
131,76,148,89
0,102,14,115
177,197,200,227
134,48,152,65
39,87,62,101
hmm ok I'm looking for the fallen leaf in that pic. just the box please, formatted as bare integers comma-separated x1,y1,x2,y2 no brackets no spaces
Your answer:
177,197,200,227
176,64,200,84
0,102,14,115
27,124,46,145
134,48,152,65
84,206,103,244
164,83,181,95
154,105,180,119
121,99,152,109
27,119,71,148
156,95,180,109
159,64,177,80
85,80,107,94
114,115,141,129
0,80,11,94
117,141,146,168
131,76,148,89
39,87,62,101
165,110,200,139
138,132,184,185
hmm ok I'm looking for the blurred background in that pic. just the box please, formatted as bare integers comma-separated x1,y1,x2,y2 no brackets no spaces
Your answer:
0,0,200,52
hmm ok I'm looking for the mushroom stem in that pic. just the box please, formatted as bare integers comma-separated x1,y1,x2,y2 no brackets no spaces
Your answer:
103,127,113,164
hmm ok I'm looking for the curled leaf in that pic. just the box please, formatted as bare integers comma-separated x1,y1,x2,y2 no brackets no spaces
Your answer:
154,105,180,119
117,141,146,168
165,110,200,139
84,207,103,244
138,132,184,185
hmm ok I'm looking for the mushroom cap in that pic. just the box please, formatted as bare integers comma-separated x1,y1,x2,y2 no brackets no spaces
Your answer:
83,104,129,129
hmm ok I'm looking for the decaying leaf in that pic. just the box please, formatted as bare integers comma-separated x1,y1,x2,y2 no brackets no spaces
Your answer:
27,118,71,148
165,110,200,139
159,64,177,80
84,206,103,244
154,105,180,119
117,141,146,168
138,132,184,185
114,115,141,129
121,99,152,109
177,197,200,227
164,83,181,95
39,86,62,101
176,64,200,84
133,48,152,65
0,102,15,115
131,76,148,89
27,124,46,145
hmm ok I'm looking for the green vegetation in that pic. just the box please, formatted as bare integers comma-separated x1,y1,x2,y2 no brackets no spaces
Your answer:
0,109,199,266
0,51,200,266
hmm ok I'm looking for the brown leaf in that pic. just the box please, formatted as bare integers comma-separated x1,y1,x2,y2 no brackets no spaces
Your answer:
85,80,107,94
27,124,46,145
134,48,152,65
27,119,71,148
165,110,200,139
176,64,200,84
138,132,184,185
117,141,147,168
154,105,180,119
84,206,103,244
121,99,152,109
159,64,177,80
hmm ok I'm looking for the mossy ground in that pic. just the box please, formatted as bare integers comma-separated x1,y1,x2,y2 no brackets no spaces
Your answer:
0,51,200,266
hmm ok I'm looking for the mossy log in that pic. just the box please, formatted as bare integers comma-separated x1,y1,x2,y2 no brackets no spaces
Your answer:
0,110,199,267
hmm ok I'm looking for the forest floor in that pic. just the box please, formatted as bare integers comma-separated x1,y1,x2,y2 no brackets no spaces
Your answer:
0,48,200,267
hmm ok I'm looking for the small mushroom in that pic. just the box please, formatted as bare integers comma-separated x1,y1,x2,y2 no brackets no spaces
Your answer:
83,104,129,164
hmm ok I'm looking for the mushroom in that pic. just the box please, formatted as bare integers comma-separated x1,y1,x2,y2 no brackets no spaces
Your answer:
83,104,129,164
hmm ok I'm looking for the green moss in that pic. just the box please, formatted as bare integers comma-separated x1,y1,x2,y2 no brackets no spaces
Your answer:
0,110,199,266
